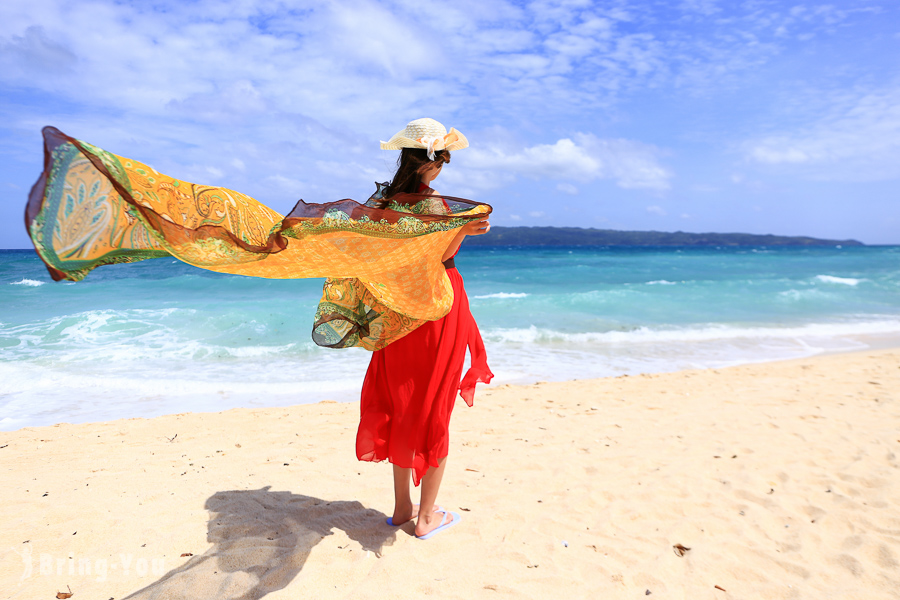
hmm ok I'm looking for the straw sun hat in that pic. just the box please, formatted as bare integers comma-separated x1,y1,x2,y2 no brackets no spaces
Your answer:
380,118,468,160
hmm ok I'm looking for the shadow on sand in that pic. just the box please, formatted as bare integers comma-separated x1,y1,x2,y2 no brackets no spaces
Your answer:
124,487,397,599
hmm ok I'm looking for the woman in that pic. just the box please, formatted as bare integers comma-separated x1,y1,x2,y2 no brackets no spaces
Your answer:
356,118,493,540
24,119,492,539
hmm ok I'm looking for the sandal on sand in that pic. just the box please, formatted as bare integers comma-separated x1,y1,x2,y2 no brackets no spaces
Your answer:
386,506,442,526
415,509,461,540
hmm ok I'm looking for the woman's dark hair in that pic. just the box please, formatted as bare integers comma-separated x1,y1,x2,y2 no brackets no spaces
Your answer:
377,148,450,207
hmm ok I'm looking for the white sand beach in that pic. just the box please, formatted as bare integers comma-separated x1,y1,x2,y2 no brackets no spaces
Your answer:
2,348,899,599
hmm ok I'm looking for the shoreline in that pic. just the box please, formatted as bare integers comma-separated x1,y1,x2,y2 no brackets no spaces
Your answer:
7,339,900,432
4,344,897,432
2,347,899,598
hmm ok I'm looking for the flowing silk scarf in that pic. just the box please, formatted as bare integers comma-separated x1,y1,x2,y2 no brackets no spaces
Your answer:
25,127,492,350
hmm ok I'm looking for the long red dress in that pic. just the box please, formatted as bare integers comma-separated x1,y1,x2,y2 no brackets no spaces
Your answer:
356,204,493,485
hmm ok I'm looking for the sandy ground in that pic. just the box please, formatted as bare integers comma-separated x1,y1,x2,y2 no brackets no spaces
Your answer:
1,348,899,600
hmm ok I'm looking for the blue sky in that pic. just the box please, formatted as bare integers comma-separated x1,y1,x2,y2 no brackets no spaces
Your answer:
1,0,898,247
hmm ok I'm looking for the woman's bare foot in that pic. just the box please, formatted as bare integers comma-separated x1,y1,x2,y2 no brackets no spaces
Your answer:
390,503,419,526
414,507,458,538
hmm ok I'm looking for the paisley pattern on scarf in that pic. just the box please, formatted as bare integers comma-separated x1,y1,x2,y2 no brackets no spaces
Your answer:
26,127,491,349
312,190,456,350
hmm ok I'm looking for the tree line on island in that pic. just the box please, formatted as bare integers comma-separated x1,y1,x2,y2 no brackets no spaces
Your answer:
464,226,863,247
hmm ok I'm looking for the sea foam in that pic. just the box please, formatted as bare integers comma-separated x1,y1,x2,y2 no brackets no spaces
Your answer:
816,275,862,285
472,292,529,299
10,279,45,287
482,319,900,345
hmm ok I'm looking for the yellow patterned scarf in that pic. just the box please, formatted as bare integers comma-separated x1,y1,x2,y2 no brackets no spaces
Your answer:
25,127,491,350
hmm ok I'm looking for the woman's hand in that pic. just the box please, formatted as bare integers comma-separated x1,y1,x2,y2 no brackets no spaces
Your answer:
442,216,491,261
462,217,490,236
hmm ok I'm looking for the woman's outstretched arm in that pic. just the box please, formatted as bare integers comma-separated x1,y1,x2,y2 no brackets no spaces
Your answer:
442,217,491,261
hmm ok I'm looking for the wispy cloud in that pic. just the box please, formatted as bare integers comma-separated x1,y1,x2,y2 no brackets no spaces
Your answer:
743,83,900,181
452,133,671,191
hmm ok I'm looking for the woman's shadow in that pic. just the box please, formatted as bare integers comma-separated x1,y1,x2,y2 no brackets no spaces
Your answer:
124,487,398,599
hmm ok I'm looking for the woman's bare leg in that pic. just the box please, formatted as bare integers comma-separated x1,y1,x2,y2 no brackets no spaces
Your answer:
415,456,457,537
391,464,418,525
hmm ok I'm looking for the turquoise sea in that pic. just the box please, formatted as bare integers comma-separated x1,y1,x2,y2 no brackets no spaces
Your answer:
2,245,899,431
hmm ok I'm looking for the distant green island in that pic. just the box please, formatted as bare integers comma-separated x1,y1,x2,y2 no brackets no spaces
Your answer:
463,226,863,247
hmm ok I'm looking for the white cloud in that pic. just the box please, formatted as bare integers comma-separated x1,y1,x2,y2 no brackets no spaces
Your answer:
264,174,307,194
679,0,720,17
459,133,671,191
314,160,381,185
438,167,516,197
557,182,579,194
748,147,809,164
167,80,268,124
322,3,440,78
1,25,77,75
646,205,667,216
743,84,900,181
528,211,546,218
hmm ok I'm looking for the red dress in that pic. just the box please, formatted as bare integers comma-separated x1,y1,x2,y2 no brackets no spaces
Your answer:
356,210,493,485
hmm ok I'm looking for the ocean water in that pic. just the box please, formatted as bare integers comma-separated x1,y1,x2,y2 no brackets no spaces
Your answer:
2,245,899,430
